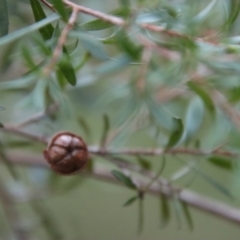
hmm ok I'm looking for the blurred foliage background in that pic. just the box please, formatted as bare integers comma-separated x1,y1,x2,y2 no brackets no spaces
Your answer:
1,0,240,239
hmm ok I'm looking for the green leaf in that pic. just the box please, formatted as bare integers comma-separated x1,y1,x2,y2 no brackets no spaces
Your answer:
0,123,4,128
77,117,91,139
180,201,194,230
187,81,215,114
0,0,8,37
146,98,175,130
192,0,218,24
75,32,108,60
30,1,76,85
182,96,204,143
0,14,59,47
100,114,110,148
224,0,240,31
116,30,142,60
208,157,233,170
111,170,137,190
123,196,138,207
81,7,131,31
137,156,151,170
159,194,171,227
52,0,68,22
29,0,54,40
21,44,38,69
166,118,184,149
58,51,77,86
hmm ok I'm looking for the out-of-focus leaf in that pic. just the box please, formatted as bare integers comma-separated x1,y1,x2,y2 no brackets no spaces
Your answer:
21,45,38,69
187,82,215,114
100,114,110,148
173,195,182,229
146,98,175,130
137,156,151,170
178,157,234,199
159,194,171,227
224,0,240,31
0,107,5,111
81,7,131,31
192,0,218,24
0,14,59,47
75,32,108,60
30,1,76,86
0,0,8,37
116,30,142,60
58,51,77,86
78,117,91,139
138,197,144,234
181,96,204,143
166,118,184,149
0,41,18,72
29,0,54,40
52,0,68,22
208,157,233,170
95,54,130,74
111,170,137,190
0,74,36,90
123,195,138,207
180,201,194,230
0,123,4,128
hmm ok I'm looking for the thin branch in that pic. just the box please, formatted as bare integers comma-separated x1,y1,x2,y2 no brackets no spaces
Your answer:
63,0,125,27
1,125,48,144
43,8,78,77
1,124,237,157
6,151,240,226
63,0,213,45
88,146,237,158
39,0,56,12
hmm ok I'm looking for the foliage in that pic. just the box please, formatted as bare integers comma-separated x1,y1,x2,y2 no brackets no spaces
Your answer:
1,0,240,239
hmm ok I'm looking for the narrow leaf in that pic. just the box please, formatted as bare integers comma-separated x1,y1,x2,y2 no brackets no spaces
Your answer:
182,96,204,143
76,32,108,60
180,201,194,230
0,0,8,37
111,170,137,190
137,156,151,170
166,118,184,149
123,196,138,207
208,157,233,170
0,14,59,47
52,0,68,22
100,114,110,148
29,0,54,40
58,51,77,86
116,30,142,60
187,82,215,113
159,194,171,227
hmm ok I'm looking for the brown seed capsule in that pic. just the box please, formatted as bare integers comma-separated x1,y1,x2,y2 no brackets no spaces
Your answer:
43,132,88,175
